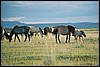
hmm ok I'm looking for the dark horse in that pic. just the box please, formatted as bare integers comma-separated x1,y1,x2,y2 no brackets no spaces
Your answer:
5,28,24,38
44,26,52,36
30,26,43,37
44,25,75,43
1,26,9,40
8,25,31,42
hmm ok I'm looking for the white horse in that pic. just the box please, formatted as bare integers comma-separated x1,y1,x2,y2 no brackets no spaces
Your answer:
74,30,86,42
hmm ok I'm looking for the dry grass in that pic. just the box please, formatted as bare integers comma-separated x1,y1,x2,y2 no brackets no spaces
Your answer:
1,28,99,66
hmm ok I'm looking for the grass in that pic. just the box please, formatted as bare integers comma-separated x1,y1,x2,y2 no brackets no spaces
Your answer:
1,28,99,66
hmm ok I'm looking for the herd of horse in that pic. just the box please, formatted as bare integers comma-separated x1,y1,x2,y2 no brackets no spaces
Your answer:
1,25,86,43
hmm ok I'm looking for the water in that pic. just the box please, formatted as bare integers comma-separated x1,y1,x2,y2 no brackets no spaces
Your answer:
1,21,99,29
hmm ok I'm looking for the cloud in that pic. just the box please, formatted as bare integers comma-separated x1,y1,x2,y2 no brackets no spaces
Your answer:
2,1,32,7
2,1,99,8
2,1,98,17
1,16,26,21
1,1,99,24
21,15,99,24
1,15,98,24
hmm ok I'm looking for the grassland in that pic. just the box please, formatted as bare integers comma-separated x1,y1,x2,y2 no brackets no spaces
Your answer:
1,28,99,66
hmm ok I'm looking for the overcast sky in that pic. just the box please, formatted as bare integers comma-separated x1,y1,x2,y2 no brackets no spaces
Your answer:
1,1,99,24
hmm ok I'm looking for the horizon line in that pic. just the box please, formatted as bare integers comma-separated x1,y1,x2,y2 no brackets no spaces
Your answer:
1,21,99,24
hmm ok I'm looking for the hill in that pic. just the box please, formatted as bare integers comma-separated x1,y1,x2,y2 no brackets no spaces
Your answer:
1,21,27,28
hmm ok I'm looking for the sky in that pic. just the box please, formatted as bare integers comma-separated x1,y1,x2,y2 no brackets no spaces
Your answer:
1,1,99,24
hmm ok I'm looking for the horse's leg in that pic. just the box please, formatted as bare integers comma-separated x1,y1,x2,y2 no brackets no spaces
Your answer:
3,35,5,40
21,34,23,38
82,36,84,43
66,35,68,43
41,34,43,37
16,34,20,42
55,34,58,43
24,34,27,42
38,33,39,37
28,33,30,41
79,37,81,41
68,34,71,43
75,35,77,41
14,34,17,42
1,35,4,40
76,36,78,42
76,36,78,41
58,34,61,43
36,33,38,37
1,35,2,40
35,33,37,37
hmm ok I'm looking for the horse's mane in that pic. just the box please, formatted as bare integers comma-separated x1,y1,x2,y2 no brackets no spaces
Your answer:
10,25,19,37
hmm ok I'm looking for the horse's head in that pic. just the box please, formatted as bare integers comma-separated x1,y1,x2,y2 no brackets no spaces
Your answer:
8,35,12,42
80,31,86,37
44,27,52,36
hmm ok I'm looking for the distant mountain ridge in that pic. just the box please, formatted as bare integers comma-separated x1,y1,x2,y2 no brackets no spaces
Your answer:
1,21,99,29
1,21,27,28
1,21,25,25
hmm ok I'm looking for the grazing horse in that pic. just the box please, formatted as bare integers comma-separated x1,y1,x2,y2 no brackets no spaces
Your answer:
74,30,86,42
8,25,31,42
44,27,52,36
5,28,24,38
1,26,9,40
30,26,43,37
44,25,75,43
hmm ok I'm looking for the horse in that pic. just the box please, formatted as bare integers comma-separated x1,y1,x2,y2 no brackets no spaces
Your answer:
1,26,9,40
8,25,31,42
74,30,86,42
30,26,43,37
44,27,52,36
44,25,75,43
5,28,24,38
